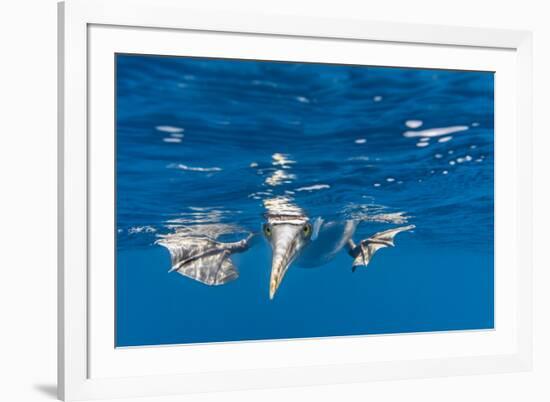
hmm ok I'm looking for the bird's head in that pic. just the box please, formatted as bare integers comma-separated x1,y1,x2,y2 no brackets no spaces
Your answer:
263,217,313,300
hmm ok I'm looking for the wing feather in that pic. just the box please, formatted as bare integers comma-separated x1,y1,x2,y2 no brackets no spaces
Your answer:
175,250,239,285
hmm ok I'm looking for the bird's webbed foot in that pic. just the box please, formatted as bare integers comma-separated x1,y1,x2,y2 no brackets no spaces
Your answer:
347,225,415,271
347,239,381,271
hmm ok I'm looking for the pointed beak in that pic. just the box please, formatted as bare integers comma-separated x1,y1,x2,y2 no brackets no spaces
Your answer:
269,255,289,300
268,225,302,300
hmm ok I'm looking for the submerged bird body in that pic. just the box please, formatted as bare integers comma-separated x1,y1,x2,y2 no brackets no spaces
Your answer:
296,219,358,268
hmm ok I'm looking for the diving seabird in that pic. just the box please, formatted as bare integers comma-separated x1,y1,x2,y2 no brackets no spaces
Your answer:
156,202,414,299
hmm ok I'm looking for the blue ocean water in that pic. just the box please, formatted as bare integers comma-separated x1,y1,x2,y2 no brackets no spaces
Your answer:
116,54,494,347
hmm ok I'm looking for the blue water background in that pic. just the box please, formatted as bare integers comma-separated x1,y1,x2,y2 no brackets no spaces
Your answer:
116,54,494,347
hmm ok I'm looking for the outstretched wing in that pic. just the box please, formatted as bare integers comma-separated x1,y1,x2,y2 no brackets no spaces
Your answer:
171,248,239,285
156,231,253,286
349,224,415,270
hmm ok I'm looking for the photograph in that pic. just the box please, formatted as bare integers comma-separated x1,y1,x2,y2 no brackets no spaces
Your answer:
115,54,494,348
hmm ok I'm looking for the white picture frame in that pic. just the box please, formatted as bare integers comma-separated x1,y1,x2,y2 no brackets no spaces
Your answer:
58,0,533,400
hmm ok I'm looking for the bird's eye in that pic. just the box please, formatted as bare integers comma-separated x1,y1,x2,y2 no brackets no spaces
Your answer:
303,224,311,236
264,225,272,236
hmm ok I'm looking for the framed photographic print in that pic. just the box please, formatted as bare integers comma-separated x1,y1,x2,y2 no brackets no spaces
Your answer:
58,0,533,400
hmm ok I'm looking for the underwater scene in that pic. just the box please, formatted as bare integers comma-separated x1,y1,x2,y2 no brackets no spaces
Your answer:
116,54,494,347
